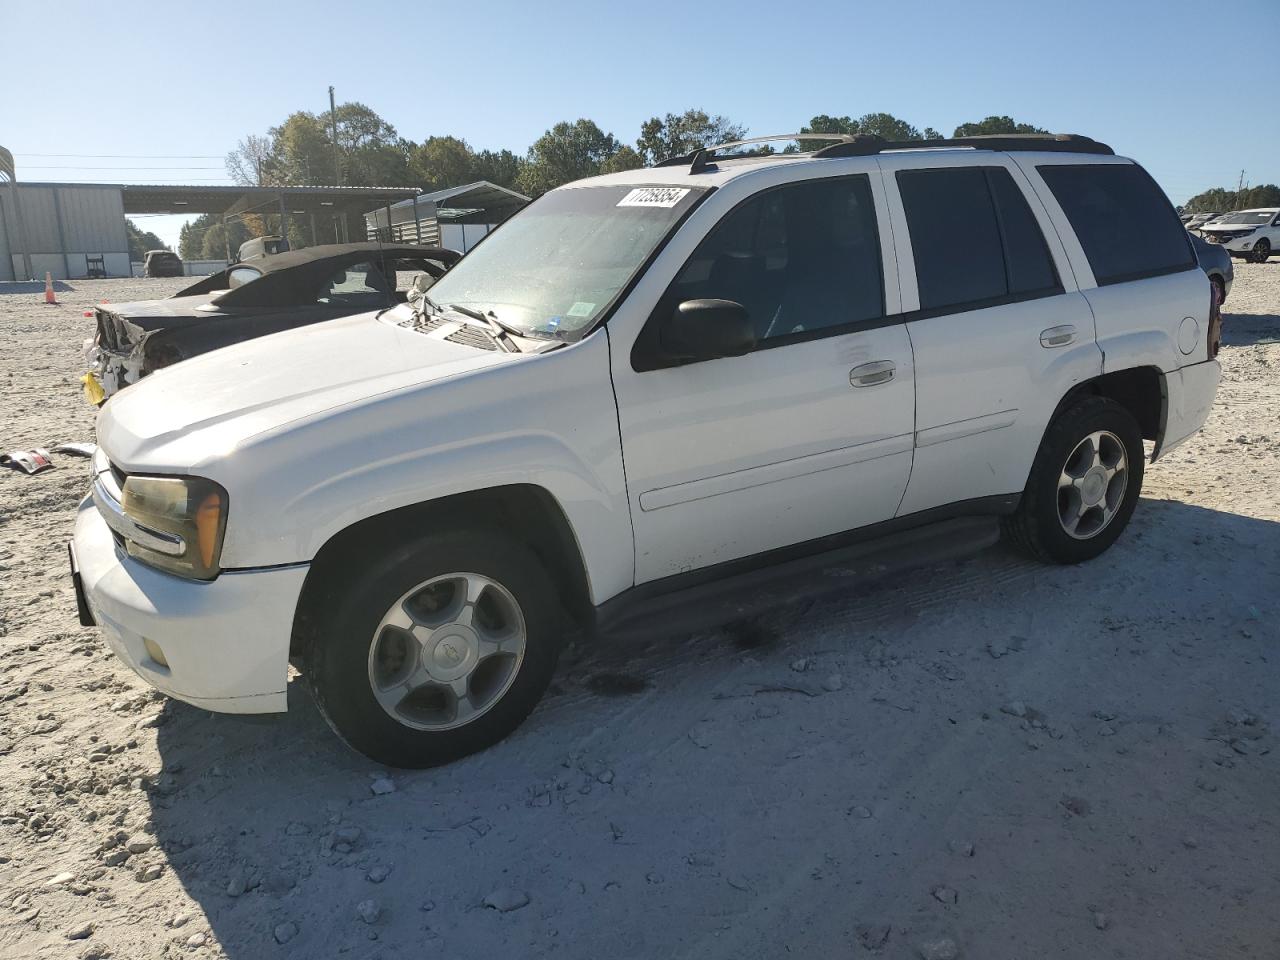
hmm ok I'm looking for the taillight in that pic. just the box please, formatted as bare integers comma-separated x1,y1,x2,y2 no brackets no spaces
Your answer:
1207,282,1222,358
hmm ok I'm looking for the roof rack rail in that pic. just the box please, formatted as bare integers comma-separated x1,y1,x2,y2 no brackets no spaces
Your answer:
654,133,857,173
811,132,1114,158
653,132,1114,173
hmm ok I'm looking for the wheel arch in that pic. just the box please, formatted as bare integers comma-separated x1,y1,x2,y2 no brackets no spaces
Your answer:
1047,365,1167,457
290,484,594,657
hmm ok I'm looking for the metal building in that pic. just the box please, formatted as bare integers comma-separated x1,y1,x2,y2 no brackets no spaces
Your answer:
1,181,132,282
364,181,529,253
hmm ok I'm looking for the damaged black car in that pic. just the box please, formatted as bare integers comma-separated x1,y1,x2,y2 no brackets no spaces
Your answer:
84,243,459,401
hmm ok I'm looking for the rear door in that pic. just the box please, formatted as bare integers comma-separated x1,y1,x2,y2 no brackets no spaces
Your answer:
878,154,1102,516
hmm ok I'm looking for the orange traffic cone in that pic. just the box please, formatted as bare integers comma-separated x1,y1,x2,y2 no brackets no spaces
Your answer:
43,272,57,305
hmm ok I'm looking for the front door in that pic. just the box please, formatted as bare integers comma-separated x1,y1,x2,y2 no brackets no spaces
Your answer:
610,173,916,584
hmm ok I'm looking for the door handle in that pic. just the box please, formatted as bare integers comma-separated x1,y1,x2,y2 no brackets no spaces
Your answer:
1040,324,1077,348
849,360,896,387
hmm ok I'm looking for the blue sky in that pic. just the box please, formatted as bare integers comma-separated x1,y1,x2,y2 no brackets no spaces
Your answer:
3,0,1276,248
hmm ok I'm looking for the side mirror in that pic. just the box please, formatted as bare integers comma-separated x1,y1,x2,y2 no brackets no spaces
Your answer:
660,299,755,362
408,272,437,302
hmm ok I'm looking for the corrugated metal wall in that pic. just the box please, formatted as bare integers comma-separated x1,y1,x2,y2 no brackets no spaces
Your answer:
0,192,12,281
1,184,131,280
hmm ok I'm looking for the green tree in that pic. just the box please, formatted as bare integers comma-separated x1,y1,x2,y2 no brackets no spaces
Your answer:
517,119,624,196
126,220,167,261
472,149,525,191
798,113,940,150
409,136,479,192
179,214,253,261
601,145,644,174
952,116,1049,137
1183,183,1280,213
635,109,747,165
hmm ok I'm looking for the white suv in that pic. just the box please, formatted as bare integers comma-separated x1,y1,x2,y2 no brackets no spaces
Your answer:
70,133,1222,767
1199,207,1280,262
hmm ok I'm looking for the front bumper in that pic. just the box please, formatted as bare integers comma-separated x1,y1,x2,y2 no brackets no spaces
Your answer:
1157,358,1221,459
71,496,308,713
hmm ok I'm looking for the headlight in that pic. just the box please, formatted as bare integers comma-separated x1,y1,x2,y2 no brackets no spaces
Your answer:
121,475,228,579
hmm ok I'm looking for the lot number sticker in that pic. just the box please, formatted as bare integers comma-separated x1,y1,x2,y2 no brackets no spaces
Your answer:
617,187,690,208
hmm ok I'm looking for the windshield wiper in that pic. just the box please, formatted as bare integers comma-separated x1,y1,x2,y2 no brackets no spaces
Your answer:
448,303,520,352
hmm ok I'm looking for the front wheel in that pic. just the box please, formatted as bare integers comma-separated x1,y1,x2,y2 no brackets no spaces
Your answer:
1251,238,1271,263
1003,397,1145,564
306,529,562,768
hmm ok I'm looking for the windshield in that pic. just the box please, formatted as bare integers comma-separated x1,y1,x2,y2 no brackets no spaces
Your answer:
1213,211,1274,224
425,184,707,339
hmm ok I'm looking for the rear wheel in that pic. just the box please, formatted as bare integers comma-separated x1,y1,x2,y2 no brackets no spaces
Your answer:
1003,397,1144,564
306,529,562,768
1251,238,1271,263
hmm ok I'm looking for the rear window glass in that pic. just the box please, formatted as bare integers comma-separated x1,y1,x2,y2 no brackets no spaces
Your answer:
1037,163,1195,285
898,167,1060,314
898,167,1006,310
987,168,1058,296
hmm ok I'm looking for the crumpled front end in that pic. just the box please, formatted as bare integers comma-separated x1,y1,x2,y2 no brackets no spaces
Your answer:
84,307,147,401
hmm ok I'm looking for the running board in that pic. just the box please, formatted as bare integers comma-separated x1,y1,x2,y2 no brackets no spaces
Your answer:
594,515,1003,641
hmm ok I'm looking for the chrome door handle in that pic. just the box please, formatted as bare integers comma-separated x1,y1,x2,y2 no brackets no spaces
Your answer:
1040,324,1077,348
849,360,896,387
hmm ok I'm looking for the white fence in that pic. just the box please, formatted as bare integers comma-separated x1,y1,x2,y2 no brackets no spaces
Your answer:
129,259,228,278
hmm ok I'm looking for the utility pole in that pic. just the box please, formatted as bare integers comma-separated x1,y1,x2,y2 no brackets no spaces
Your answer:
1237,169,1246,208
329,85,341,186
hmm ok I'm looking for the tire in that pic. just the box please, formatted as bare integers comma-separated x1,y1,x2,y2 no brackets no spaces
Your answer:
1002,396,1145,565
1210,274,1226,306
306,529,562,768
1251,238,1271,264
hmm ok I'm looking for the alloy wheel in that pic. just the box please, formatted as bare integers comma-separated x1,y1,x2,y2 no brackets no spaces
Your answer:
366,572,527,731
1057,430,1129,540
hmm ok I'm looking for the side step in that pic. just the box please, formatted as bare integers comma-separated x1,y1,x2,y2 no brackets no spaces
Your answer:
595,516,1002,641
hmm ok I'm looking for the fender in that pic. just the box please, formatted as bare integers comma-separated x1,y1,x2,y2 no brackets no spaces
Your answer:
1098,329,1181,377
213,334,634,605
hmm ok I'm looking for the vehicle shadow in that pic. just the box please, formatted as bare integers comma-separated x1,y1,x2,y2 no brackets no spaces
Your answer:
0,279,74,295
146,498,1280,959
1222,309,1280,347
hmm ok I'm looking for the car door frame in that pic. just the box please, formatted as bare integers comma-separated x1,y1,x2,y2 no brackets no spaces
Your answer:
605,158,918,585
875,151,1104,515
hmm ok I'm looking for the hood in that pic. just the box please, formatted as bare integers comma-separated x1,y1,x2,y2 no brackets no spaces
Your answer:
108,295,227,333
1200,222,1256,233
98,309,513,471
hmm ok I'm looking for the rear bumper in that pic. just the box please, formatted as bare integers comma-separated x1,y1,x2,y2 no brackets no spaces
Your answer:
1157,359,1221,459
72,496,307,713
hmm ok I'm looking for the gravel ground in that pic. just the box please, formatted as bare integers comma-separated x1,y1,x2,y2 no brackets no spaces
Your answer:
1,268,1278,960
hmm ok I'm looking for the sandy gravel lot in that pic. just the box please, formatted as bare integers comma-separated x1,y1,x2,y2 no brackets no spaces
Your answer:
1,267,1277,960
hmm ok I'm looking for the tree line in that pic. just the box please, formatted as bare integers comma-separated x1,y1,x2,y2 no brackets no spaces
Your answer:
1181,184,1280,215
175,106,1056,258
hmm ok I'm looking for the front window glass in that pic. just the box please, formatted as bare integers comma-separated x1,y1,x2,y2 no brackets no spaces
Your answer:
664,176,884,341
425,185,706,339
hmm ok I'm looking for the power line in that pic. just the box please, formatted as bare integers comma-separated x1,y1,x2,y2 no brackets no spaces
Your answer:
17,152,225,159
39,178,235,183
26,165,226,170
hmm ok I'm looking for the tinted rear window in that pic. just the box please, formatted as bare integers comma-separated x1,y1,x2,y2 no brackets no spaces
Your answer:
1037,163,1195,285
898,167,1007,311
988,168,1058,296
897,167,1059,313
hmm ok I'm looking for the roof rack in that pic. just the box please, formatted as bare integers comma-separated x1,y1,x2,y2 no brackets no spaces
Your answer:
813,132,1114,159
654,132,1114,173
654,133,857,173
